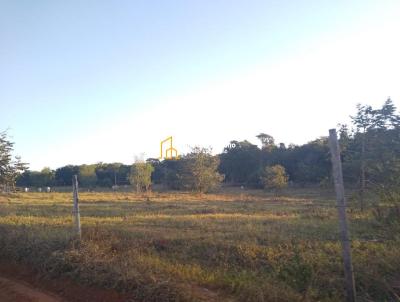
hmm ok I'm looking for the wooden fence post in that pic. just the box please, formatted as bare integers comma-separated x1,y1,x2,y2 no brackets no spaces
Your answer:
328,129,356,302
72,174,81,239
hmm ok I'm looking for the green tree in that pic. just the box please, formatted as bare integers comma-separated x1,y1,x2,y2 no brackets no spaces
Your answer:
55,165,79,186
129,162,154,192
17,168,56,188
338,124,360,184
78,164,97,188
146,158,164,184
350,98,400,210
160,158,184,190
261,165,288,191
95,163,130,187
185,147,224,193
261,138,330,186
219,140,261,186
256,133,275,151
0,131,28,191
30,171,43,187
351,103,375,210
40,167,55,186
16,170,31,187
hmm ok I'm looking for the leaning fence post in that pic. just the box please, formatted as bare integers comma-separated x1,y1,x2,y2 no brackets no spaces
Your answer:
72,174,81,239
328,129,356,302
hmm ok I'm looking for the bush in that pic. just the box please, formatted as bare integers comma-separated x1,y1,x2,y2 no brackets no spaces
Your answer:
162,148,224,193
185,147,224,193
372,189,400,225
129,162,154,192
261,165,288,191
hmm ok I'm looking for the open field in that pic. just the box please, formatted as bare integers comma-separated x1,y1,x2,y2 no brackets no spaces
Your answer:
0,188,399,301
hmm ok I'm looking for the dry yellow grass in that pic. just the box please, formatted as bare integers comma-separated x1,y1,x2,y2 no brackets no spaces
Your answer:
0,188,398,301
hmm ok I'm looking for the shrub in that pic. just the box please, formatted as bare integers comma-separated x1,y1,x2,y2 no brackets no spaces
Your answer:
129,162,154,192
261,165,288,191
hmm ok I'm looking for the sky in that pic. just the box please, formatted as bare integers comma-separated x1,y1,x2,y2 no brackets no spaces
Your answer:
1,0,400,170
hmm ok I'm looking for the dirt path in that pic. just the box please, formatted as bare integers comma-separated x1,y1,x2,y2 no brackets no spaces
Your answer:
0,276,63,302
0,262,130,302
0,262,231,302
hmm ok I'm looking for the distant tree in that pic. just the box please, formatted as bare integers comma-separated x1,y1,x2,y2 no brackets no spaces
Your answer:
261,138,330,186
109,163,122,186
350,98,400,210
351,103,375,210
16,170,31,187
146,158,164,184
55,165,79,186
40,167,55,186
161,158,186,190
338,124,360,184
261,165,288,191
129,162,154,192
117,164,131,185
373,98,400,129
291,138,330,185
219,140,261,186
0,131,28,191
78,164,97,188
28,171,47,187
256,133,275,151
185,147,224,193
95,162,129,187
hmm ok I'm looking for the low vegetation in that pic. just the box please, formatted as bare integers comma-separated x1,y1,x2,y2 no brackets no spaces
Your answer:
261,165,288,192
130,162,154,192
0,189,399,301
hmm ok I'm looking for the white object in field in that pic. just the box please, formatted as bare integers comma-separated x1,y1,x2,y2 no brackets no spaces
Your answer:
38,187,42,192
46,187,51,193
24,187,29,192
240,186,244,190
112,185,119,191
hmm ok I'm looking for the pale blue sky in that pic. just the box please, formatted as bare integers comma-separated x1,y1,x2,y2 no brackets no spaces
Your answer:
1,1,400,170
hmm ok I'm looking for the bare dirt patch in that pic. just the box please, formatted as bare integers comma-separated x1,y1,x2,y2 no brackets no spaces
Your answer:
0,262,130,302
0,276,62,302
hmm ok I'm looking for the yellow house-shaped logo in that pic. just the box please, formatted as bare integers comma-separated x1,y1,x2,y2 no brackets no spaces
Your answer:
159,136,179,160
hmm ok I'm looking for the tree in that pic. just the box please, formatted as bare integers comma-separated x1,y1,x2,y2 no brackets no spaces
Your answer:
16,170,31,187
95,163,130,187
338,125,360,184
161,158,185,190
146,158,164,184
40,167,55,186
260,138,330,186
261,165,288,191
129,162,154,192
256,133,275,151
219,140,261,185
373,98,400,129
0,131,28,191
185,147,224,193
350,98,400,210
55,165,79,186
78,164,97,188
351,104,374,210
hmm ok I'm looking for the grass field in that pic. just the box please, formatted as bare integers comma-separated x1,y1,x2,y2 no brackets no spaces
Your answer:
0,188,399,301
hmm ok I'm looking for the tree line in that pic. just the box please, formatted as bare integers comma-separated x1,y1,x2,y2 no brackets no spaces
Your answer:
2,99,400,199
